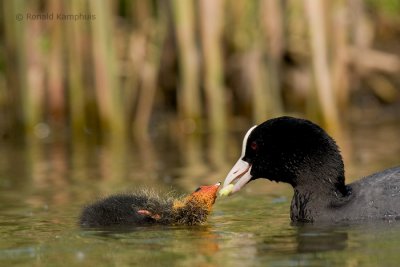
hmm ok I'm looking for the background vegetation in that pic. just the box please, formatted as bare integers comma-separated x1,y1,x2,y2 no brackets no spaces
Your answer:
1,0,400,145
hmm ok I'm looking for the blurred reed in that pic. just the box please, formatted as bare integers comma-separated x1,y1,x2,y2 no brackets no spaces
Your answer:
172,0,201,124
1,0,399,143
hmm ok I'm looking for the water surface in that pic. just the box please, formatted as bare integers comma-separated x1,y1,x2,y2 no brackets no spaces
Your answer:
0,121,400,266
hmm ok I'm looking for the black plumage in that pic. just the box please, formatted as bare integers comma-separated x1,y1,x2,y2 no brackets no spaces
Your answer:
80,183,220,227
222,116,400,223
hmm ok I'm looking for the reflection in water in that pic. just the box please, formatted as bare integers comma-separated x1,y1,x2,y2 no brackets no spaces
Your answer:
0,120,399,266
134,134,159,175
225,222,349,258
176,132,208,186
208,131,228,169
77,225,221,267
295,225,348,253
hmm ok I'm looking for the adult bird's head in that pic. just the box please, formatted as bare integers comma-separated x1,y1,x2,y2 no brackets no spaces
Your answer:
221,116,346,195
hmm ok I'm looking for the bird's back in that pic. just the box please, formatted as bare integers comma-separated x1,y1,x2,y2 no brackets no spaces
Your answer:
341,166,400,221
80,194,168,227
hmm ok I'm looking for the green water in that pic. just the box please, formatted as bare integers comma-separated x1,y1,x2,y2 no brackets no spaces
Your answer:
1,121,400,267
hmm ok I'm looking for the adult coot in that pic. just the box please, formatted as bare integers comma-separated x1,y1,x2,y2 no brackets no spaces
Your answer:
220,116,400,223
80,183,220,227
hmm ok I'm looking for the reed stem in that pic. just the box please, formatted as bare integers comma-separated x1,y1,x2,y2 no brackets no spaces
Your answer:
172,0,201,124
199,0,226,133
304,0,341,133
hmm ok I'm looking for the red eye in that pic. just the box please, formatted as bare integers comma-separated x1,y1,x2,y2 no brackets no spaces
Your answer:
251,141,257,150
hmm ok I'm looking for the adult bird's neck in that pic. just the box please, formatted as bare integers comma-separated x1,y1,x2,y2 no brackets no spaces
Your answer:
290,174,353,222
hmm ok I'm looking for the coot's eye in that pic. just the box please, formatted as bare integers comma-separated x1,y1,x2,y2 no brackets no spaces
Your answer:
251,141,257,150
194,187,201,192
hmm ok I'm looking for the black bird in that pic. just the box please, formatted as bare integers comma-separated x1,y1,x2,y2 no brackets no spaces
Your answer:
221,116,400,223
80,183,220,227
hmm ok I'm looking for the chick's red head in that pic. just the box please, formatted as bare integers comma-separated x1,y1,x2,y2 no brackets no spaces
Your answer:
184,182,221,212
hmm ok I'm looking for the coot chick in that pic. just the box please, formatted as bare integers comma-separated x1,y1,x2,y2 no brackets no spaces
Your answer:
220,116,400,223
80,183,220,227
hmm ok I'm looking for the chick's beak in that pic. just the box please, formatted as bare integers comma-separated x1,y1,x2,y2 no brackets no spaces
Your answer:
211,182,221,199
222,158,253,194
200,182,221,196
210,182,221,196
